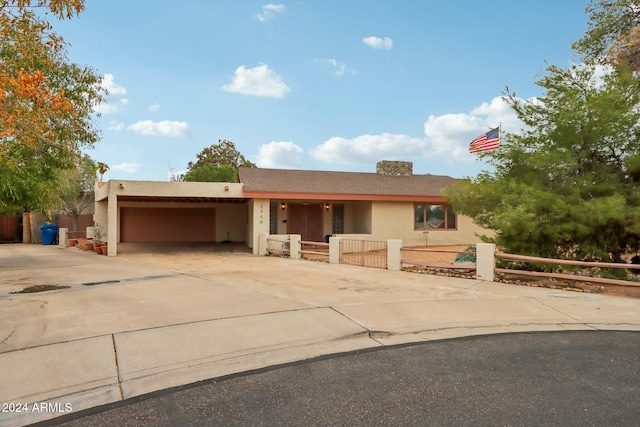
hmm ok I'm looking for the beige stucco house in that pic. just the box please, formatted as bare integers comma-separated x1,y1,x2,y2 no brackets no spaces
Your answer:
94,161,486,256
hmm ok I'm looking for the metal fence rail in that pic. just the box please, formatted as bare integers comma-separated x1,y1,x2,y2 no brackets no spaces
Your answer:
340,239,387,269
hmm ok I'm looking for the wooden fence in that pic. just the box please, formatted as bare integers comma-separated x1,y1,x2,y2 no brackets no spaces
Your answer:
300,240,329,261
496,251,640,288
56,214,93,237
0,214,21,243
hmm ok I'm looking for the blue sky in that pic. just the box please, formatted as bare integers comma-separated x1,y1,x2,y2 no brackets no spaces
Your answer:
54,1,589,181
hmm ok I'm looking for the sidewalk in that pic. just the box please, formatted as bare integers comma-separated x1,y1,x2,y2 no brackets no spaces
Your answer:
1,244,639,426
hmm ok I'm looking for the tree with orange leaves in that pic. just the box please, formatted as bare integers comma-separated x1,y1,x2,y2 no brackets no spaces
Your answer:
0,0,105,212
574,0,640,72
607,25,640,71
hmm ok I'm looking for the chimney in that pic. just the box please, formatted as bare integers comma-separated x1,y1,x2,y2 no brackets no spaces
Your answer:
376,161,413,176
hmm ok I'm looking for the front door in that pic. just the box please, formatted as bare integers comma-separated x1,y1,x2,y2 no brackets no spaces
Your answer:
287,203,324,242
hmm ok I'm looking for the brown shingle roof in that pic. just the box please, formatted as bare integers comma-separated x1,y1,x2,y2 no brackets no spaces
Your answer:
238,167,456,198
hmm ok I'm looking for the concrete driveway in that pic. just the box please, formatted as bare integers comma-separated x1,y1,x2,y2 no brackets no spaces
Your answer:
1,244,639,426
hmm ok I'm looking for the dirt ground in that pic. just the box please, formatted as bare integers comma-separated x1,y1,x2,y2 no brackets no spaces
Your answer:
401,245,469,264
132,243,640,298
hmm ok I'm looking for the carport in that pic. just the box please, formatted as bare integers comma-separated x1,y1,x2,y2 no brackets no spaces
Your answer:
94,181,248,256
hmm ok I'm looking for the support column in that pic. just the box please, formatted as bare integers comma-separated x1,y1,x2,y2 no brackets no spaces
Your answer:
329,237,341,264
387,239,403,271
58,228,68,247
106,193,118,256
289,234,301,259
258,232,269,256
251,199,269,255
476,243,496,281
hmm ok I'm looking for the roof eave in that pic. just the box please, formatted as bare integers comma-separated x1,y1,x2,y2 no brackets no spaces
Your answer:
242,191,447,202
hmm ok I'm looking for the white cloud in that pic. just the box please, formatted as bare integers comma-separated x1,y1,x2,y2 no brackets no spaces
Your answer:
101,73,127,95
311,133,427,164
257,3,285,21
126,120,190,138
95,97,128,115
95,74,128,115
311,96,524,165
108,120,124,131
468,97,523,135
222,64,291,98
362,36,393,50
148,102,160,112
264,3,285,12
315,59,356,77
112,162,139,173
256,141,303,169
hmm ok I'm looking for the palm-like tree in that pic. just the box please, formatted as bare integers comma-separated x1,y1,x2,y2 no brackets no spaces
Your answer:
97,162,109,182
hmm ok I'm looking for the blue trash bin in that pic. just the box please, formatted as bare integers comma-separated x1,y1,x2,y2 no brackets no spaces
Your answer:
41,223,59,245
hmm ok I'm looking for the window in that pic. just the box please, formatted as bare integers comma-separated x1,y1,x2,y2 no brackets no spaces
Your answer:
332,204,344,234
269,202,278,234
414,204,456,230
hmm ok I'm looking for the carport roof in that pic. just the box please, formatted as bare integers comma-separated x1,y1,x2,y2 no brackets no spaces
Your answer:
238,167,457,199
118,196,247,203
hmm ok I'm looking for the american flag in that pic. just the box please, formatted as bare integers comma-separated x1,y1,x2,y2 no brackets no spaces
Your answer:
469,127,500,153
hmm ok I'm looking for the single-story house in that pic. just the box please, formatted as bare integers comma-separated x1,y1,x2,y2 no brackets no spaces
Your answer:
94,161,486,256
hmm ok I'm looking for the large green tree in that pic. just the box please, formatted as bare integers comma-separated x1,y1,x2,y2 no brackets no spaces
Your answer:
183,139,256,182
184,164,238,183
0,0,105,212
187,139,256,170
444,62,640,263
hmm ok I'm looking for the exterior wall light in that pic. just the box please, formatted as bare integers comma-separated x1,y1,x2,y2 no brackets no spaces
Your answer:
325,203,330,210
224,185,229,191
281,202,286,210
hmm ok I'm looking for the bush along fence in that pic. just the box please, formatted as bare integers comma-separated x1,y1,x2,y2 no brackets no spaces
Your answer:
259,234,640,288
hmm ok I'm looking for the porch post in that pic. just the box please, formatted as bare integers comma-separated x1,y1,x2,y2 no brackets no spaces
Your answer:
476,243,496,281
251,199,270,255
106,192,118,256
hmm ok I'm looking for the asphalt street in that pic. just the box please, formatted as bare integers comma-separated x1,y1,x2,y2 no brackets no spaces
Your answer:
37,330,640,427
